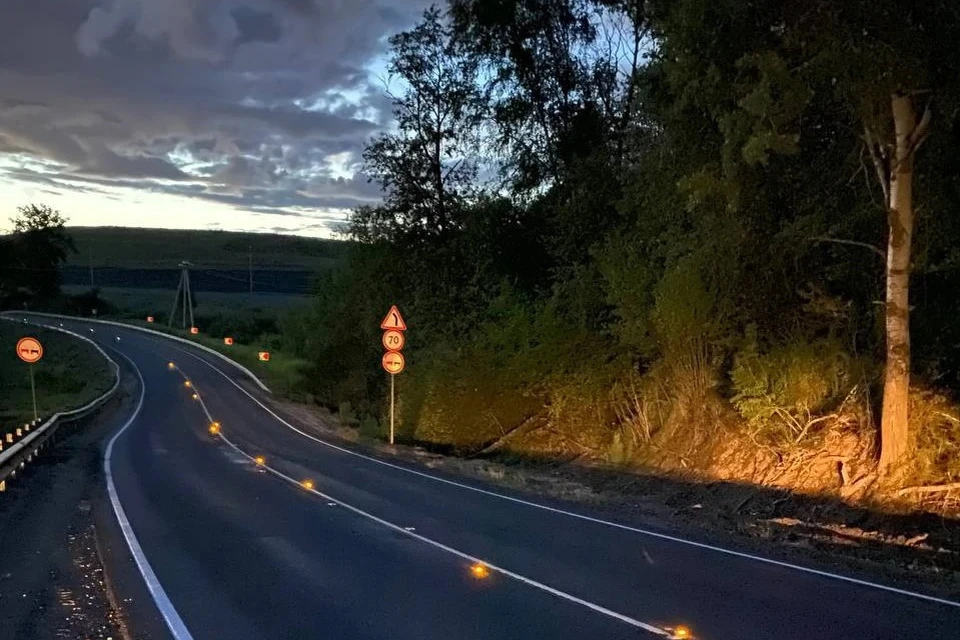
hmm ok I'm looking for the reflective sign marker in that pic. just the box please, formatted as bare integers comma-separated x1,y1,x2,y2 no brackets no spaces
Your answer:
382,329,405,351
382,351,405,375
16,337,43,364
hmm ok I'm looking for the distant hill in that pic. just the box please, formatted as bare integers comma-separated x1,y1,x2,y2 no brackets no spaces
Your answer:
65,227,349,271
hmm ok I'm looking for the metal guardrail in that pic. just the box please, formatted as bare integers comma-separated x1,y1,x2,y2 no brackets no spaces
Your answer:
2,311,271,393
0,318,121,492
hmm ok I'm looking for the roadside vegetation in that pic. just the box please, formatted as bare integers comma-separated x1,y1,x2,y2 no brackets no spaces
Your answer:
0,321,113,431
278,1,960,514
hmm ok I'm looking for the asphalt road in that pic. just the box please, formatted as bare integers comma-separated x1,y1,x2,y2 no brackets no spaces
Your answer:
17,314,960,640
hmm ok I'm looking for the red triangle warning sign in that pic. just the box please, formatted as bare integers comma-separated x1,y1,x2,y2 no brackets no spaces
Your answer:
380,305,407,331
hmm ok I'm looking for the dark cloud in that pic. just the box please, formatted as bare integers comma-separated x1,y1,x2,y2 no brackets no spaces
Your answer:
0,0,431,231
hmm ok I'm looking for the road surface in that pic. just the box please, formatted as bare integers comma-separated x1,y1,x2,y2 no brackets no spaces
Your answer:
18,315,960,639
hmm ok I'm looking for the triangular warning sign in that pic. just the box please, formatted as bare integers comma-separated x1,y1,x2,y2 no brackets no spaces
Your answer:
380,305,407,331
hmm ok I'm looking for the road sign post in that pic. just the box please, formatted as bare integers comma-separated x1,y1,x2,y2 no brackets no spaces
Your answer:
29,365,37,422
380,306,407,445
16,337,43,422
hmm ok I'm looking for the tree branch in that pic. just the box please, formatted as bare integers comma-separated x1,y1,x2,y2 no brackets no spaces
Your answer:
811,236,886,260
863,125,890,204
909,100,932,154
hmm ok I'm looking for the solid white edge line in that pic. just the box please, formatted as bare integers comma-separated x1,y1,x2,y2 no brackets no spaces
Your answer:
170,367,669,638
104,348,195,640
165,344,960,611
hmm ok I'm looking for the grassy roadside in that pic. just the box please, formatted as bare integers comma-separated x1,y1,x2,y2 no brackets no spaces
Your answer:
123,319,307,398
0,321,113,431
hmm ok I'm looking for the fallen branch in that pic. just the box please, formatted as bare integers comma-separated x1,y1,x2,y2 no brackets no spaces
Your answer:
473,417,542,457
897,482,960,496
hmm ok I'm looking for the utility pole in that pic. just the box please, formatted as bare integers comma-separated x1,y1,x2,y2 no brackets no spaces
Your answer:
168,261,195,329
248,245,253,296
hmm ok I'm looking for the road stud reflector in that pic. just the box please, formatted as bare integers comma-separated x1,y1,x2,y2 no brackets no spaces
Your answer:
301,479,315,491
208,422,221,435
184,380,192,388
470,563,490,579
255,455,266,466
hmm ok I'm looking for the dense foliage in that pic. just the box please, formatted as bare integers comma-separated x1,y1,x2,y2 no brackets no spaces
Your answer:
0,204,75,306
289,1,960,480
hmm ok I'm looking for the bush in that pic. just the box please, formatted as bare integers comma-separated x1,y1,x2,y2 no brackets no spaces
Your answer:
731,329,867,446
910,389,960,485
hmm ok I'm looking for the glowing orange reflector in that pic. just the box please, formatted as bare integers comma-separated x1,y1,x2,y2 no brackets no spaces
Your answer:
672,627,692,639
146,316,155,323
224,337,234,346
301,479,314,490
184,380,192,388
255,455,265,466
190,327,199,335
208,422,221,435
470,563,490,579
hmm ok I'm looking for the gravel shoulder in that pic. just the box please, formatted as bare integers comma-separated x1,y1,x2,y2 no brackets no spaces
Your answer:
0,361,168,640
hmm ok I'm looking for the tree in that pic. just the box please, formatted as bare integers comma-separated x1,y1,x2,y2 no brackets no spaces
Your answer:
1,204,74,303
646,0,960,471
353,5,484,244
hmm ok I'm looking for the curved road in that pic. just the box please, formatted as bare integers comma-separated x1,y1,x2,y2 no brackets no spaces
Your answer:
18,314,960,639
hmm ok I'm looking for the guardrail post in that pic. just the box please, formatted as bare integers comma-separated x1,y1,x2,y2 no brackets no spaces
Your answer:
15,428,22,438
0,479,5,492
24,422,30,432
5,433,11,444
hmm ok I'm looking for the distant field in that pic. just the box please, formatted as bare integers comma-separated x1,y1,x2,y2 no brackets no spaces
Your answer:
0,321,113,431
61,286,309,316
66,227,349,270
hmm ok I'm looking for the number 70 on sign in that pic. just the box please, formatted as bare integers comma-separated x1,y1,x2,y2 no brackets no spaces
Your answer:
381,329,405,351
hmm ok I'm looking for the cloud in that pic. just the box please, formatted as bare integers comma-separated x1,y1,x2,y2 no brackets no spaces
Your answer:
0,0,432,233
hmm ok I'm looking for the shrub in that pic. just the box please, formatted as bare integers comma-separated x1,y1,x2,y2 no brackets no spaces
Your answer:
731,329,867,446
909,389,960,485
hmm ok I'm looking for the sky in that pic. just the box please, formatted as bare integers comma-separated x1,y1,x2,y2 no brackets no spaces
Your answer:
0,0,432,237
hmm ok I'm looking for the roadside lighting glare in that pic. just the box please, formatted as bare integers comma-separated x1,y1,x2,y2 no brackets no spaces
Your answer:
470,563,490,579
192,393,198,400
184,380,192,388
671,626,692,639
208,422,221,435
301,479,315,491
255,455,266,466
167,362,176,370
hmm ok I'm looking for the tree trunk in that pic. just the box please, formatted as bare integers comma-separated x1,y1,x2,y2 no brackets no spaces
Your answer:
879,93,922,471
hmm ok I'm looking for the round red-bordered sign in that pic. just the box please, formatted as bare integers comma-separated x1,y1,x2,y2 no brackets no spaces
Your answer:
382,329,405,351
382,350,405,374
16,336,43,363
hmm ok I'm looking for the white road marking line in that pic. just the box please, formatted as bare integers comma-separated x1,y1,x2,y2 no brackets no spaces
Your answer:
172,366,670,636
103,348,195,640
168,336,960,609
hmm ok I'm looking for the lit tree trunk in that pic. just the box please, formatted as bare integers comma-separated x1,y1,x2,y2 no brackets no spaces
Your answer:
878,92,929,471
